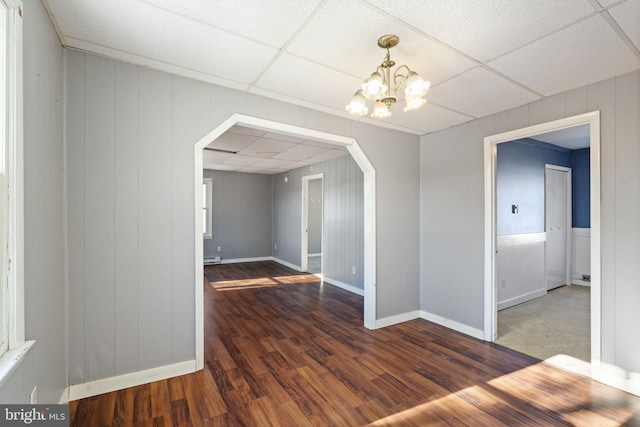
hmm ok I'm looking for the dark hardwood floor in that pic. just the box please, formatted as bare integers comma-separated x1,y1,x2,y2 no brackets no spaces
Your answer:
70,261,640,426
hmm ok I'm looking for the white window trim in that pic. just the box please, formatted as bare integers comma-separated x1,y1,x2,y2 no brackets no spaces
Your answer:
0,0,28,388
203,178,213,239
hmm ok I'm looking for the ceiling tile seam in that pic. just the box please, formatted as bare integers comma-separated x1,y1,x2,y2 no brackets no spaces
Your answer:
359,0,550,98
245,0,332,92
61,36,252,90
361,0,485,67
599,10,640,61
480,10,602,64
40,1,68,46
133,0,289,53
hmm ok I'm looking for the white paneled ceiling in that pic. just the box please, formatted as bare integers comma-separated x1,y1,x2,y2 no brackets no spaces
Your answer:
43,0,640,169
202,125,348,174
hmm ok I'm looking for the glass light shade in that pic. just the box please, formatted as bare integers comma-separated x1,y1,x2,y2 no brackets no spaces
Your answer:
361,72,386,100
345,90,369,116
370,100,392,119
403,95,426,112
404,71,430,97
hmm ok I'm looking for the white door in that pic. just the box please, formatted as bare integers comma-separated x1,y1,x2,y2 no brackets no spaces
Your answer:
545,166,571,290
301,174,323,273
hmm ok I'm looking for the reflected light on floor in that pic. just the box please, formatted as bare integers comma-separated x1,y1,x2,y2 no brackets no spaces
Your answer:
367,361,637,426
212,277,277,291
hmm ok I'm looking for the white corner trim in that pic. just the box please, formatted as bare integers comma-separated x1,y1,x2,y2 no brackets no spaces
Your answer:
375,311,421,329
0,340,34,389
419,311,485,341
322,277,365,296
270,257,303,272
66,360,196,401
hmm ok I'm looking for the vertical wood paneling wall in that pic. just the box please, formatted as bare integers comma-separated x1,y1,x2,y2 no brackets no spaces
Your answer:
420,70,640,377
202,170,273,260
65,49,422,385
272,155,365,290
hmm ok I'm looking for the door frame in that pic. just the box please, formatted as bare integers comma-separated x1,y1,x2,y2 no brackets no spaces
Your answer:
301,174,323,273
544,164,572,291
194,114,377,370
484,111,601,378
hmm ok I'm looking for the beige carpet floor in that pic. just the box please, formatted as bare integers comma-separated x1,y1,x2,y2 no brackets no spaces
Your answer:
496,285,590,362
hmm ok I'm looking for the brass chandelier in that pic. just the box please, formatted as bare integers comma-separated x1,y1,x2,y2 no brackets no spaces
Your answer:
345,34,430,119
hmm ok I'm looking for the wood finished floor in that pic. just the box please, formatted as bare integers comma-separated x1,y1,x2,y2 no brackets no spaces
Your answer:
70,261,640,426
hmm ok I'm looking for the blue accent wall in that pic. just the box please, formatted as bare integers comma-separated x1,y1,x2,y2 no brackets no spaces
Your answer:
497,139,571,235
571,148,590,228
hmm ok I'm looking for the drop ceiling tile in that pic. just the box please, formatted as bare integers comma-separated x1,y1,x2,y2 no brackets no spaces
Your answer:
139,0,322,47
227,125,267,137
273,144,329,161
305,150,349,164
203,150,234,163
254,53,363,112
488,14,640,96
204,163,240,172
608,0,640,50
238,138,298,157
367,0,596,61
302,140,348,149
378,102,474,134
209,132,258,152
597,0,621,6
223,154,263,166
253,158,296,169
287,0,476,84
46,0,278,84
262,132,306,143
427,67,540,118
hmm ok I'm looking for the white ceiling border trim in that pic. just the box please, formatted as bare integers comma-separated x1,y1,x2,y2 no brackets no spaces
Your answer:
193,113,377,370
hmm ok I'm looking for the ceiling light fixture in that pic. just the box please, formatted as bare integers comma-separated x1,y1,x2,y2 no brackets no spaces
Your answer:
346,34,430,119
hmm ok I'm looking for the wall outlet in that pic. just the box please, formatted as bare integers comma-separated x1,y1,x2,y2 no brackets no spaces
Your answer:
501,278,506,288
30,386,37,404
274,244,277,250
217,246,221,252
352,266,356,274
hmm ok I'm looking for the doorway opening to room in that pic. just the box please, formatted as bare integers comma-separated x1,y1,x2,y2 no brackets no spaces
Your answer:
193,114,376,371
484,111,601,378
301,174,323,275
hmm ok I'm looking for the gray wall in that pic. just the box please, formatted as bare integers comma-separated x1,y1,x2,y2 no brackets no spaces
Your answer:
0,0,67,403
66,49,420,384
273,154,365,289
307,178,322,255
420,70,640,375
203,170,272,260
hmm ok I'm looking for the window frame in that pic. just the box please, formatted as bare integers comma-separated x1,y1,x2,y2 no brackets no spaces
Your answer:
0,0,26,374
203,178,213,239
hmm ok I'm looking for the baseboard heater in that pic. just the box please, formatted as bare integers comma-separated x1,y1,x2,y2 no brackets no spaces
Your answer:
204,256,221,265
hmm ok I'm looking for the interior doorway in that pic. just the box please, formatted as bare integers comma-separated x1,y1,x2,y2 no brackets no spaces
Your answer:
545,165,572,291
193,114,377,371
301,174,323,275
484,111,601,378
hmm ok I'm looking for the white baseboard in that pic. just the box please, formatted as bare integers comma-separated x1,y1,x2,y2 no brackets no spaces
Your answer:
594,361,640,397
375,311,420,328
419,310,485,340
220,256,272,264
66,360,196,401
322,277,364,296
497,288,547,311
270,257,302,272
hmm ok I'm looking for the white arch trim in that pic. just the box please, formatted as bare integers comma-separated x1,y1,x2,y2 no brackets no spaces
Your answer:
194,114,377,370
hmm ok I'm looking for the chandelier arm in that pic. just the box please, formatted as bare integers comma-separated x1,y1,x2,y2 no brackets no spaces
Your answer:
393,64,412,79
